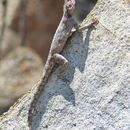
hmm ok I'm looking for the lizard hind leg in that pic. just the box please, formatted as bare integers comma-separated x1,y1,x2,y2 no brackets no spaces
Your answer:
53,53,68,72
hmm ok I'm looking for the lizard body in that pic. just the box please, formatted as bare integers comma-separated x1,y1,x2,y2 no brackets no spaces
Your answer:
28,0,77,128
28,0,97,129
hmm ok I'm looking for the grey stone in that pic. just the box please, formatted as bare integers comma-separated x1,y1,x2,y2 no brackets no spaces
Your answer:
0,0,130,129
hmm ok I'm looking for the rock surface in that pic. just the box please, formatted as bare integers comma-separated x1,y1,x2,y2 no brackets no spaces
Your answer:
0,0,21,58
0,0,63,62
25,0,63,61
0,0,96,62
0,0,130,129
0,47,42,114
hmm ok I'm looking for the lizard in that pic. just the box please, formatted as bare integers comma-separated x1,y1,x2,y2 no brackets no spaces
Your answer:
28,0,98,129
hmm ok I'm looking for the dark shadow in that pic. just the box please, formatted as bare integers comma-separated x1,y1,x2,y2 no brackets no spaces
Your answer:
70,26,96,72
74,0,98,22
31,25,96,130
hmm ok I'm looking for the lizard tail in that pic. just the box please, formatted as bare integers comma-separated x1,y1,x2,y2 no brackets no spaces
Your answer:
28,57,54,129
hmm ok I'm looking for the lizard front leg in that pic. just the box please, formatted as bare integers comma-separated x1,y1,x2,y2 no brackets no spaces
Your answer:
71,18,99,33
69,16,79,31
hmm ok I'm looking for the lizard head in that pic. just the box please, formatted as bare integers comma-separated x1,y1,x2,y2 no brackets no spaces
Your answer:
64,0,76,16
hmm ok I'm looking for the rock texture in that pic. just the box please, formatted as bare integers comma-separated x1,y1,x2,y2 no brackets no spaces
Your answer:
0,0,96,62
0,0,130,129
0,47,42,114
0,0,63,62
25,0,63,61
0,0,21,58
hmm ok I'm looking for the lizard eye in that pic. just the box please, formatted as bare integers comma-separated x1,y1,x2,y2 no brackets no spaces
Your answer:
64,0,75,16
